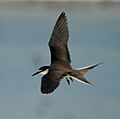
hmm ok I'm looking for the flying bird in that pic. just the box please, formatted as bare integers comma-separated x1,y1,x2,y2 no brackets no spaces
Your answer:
32,12,102,94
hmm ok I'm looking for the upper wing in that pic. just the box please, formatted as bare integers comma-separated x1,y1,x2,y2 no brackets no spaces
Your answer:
49,12,71,64
41,70,64,94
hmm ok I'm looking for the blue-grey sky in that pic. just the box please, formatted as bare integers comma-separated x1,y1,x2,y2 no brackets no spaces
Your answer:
0,2,120,119
0,0,120,1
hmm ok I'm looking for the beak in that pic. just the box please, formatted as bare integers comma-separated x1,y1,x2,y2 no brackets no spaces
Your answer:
32,70,41,76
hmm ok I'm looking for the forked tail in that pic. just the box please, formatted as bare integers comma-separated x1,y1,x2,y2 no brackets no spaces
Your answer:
67,63,103,85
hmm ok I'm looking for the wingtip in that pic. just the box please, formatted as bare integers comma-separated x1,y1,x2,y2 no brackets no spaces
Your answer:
60,11,66,17
62,11,66,14
97,62,104,66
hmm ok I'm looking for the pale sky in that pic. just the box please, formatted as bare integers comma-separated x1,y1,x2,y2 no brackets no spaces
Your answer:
0,1,120,119
0,0,120,2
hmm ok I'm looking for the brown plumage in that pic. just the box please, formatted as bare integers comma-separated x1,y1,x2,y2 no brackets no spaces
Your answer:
32,12,103,94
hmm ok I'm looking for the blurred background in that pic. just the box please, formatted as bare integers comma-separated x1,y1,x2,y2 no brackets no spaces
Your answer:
0,1,120,119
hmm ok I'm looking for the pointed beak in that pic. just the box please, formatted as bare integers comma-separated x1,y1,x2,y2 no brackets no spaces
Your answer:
32,70,41,76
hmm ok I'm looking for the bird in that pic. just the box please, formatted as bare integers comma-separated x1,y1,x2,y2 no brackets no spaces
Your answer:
32,12,103,94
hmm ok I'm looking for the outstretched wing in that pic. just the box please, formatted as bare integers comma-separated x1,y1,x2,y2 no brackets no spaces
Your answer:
41,70,64,94
49,12,71,64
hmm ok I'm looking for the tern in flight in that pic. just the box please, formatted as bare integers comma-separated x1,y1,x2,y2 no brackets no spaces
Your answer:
32,12,102,94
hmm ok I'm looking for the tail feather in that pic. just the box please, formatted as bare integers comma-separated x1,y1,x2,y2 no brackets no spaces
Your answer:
77,63,103,75
68,75,93,85
68,63,103,85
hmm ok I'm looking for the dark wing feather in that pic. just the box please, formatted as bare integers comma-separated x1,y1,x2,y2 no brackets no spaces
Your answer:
41,70,64,94
49,12,71,64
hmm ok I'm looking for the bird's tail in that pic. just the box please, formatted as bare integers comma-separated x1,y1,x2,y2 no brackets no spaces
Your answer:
68,63,103,85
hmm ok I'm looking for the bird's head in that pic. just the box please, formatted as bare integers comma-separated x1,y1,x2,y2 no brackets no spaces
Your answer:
32,66,49,76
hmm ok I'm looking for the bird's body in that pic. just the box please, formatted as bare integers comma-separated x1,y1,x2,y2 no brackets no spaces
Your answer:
32,12,102,94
